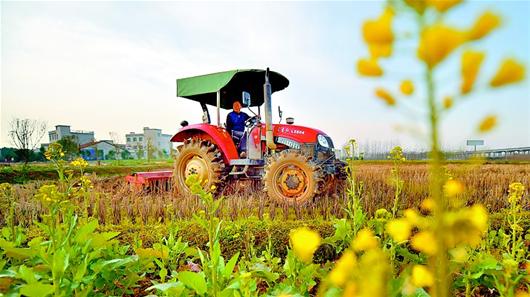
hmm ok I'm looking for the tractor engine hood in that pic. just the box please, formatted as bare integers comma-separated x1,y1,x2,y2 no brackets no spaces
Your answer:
250,124,333,149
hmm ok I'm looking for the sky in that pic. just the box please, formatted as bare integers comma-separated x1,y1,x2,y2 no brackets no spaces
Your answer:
1,1,529,152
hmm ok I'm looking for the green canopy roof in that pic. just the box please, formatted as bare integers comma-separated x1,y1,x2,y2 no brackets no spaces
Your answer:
176,69,289,109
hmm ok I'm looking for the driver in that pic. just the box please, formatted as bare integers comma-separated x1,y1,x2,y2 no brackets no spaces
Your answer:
226,101,250,155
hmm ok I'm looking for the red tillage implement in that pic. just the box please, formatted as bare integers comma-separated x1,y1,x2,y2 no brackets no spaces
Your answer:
125,170,173,192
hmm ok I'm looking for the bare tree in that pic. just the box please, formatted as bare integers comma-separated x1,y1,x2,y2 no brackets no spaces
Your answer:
8,118,47,165
109,132,122,162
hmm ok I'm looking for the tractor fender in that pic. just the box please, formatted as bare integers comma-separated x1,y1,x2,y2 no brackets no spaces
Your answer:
170,124,239,163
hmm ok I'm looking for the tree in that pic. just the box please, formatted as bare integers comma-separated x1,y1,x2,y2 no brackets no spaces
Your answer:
121,149,131,160
106,150,116,160
57,136,79,160
109,132,122,161
146,139,156,162
0,147,18,162
136,145,144,160
8,118,46,165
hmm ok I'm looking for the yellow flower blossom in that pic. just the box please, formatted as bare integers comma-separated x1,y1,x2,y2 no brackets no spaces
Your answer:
328,250,357,287
508,182,525,204
426,0,462,13
478,115,497,132
400,80,414,95
404,208,421,225
357,58,383,77
489,59,525,87
363,7,394,58
290,227,321,263
443,96,453,109
343,282,357,296
386,219,412,242
411,231,437,255
467,204,488,233
418,24,465,68
352,228,378,251
70,157,89,168
375,88,396,106
468,11,501,41
461,50,485,94
420,198,435,212
411,265,434,287
444,179,464,197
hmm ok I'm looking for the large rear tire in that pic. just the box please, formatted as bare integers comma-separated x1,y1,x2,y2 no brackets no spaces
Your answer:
264,151,321,206
173,139,225,195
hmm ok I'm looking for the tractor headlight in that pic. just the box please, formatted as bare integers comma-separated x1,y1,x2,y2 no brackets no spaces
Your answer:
317,134,330,148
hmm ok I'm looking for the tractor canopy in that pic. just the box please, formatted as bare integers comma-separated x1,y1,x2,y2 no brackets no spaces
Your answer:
176,69,289,109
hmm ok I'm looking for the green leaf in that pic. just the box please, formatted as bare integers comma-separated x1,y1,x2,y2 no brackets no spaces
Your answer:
52,248,69,277
20,282,54,297
18,265,37,284
75,219,99,243
178,271,207,295
223,252,239,279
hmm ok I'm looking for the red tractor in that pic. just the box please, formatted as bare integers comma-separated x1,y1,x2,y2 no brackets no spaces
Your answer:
171,68,345,205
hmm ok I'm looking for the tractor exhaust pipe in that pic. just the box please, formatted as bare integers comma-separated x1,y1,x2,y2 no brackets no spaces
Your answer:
264,68,276,151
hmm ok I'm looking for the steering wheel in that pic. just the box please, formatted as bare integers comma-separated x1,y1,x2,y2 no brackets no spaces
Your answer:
245,115,260,127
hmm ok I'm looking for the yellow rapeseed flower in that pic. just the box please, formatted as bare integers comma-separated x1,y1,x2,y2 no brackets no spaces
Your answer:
418,24,465,68
468,204,489,233
70,157,89,168
400,80,414,95
386,219,412,242
411,265,434,287
443,96,453,109
426,0,462,13
362,7,394,58
489,59,525,87
375,88,396,106
468,11,501,41
328,250,357,287
411,231,437,255
352,228,378,251
478,115,497,133
289,227,321,263
508,182,525,204
404,208,421,225
420,198,435,212
444,179,464,197
461,50,485,94
357,58,383,77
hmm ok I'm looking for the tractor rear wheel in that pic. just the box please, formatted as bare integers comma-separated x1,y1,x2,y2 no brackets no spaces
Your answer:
173,139,225,195
264,151,321,206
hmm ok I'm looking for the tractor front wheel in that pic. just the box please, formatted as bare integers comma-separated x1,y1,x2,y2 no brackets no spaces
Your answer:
264,151,321,206
173,139,225,195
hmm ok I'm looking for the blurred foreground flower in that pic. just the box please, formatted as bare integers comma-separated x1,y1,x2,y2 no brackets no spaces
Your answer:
418,24,465,68
290,227,321,263
478,115,497,132
375,88,396,106
443,96,453,109
461,50,485,94
468,11,501,41
411,265,434,287
328,250,356,287
426,0,462,13
357,58,383,76
386,218,412,242
489,59,525,87
400,80,414,95
362,7,394,58
444,179,464,197
411,231,437,255
353,228,378,251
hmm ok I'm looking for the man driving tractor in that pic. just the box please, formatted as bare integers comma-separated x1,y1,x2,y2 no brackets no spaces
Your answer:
226,101,249,155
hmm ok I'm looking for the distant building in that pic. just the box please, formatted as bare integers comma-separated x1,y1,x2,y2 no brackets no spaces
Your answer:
80,140,123,160
48,125,95,145
125,127,172,159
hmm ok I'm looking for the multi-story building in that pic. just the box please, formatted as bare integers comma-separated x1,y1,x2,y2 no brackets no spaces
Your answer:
125,127,173,159
48,125,95,145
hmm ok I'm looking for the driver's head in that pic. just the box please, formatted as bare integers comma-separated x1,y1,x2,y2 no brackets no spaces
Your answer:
233,101,242,113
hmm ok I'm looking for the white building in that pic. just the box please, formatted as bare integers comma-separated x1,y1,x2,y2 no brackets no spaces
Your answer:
125,127,172,159
48,125,95,145
79,140,121,160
